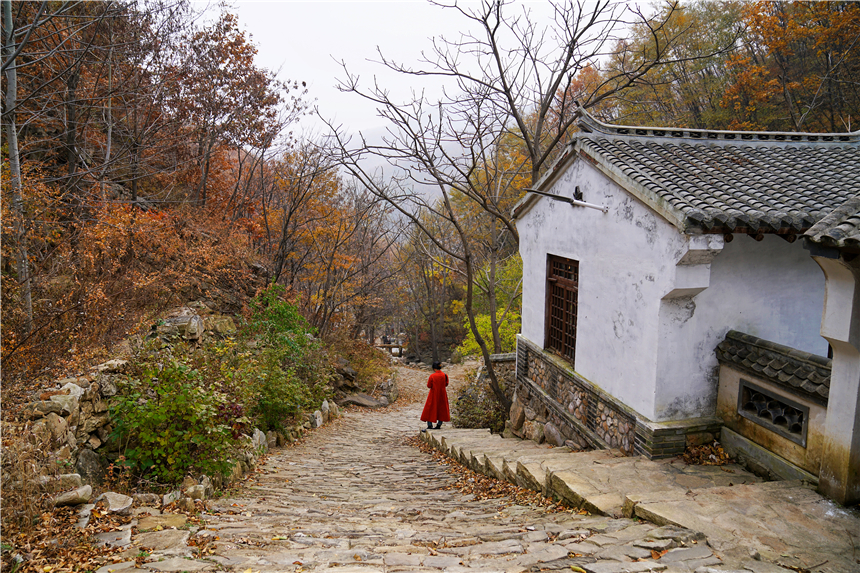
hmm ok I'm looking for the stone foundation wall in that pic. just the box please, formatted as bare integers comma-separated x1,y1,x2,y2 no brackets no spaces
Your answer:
513,336,720,458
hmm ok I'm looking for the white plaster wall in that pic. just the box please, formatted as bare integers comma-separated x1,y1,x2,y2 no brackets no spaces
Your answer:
518,159,689,419
654,236,828,421
518,157,828,422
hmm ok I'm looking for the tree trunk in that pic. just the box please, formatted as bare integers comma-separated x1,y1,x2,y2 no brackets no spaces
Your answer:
3,0,33,332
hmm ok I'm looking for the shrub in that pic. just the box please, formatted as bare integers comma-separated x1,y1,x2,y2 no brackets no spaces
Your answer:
452,368,507,433
456,311,521,357
111,359,239,484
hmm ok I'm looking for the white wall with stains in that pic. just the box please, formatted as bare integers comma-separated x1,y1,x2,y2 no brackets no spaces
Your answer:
518,156,828,422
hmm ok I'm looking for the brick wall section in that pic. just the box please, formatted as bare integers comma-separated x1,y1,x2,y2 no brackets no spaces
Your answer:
516,336,721,459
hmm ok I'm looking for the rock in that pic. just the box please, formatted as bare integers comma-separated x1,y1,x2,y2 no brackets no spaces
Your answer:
80,413,110,434
38,473,82,492
137,513,188,530
335,357,357,380
510,397,526,430
55,376,90,390
340,393,386,408
252,428,267,453
163,490,182,506
54,485,92,506
275,432,286,447
24,400,64,419
75,449,103,484
524,406,537,421
182,476,198,489
310,410,323,428
184,314,204,340
59,381,86,399
92,359,128,374
45,412,69,443
135,529,191,551
522,420,545,444
77,503,96,528
94,528,132,548
98,492,133,515
199,475,213,498
186,485,206,500
88,434,102,449
176,497,196,512
266,430,278,449
98,377,118,397
133,493,161,506
543,422,565,447
320,400,331,423
205,315,236,335
50,393,80,425
330,401,341,418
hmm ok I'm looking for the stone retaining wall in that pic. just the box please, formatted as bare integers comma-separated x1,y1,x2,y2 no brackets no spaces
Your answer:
512,336,721,458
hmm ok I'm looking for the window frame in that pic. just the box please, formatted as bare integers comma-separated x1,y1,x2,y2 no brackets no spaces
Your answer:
544,254,579,365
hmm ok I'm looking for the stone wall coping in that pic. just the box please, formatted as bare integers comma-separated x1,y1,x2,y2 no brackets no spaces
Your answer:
489,353,517,362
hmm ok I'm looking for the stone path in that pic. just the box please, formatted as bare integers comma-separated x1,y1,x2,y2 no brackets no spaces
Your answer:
97,365,860,573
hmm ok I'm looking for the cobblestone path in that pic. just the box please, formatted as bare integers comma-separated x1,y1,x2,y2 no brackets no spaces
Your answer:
196,366,730,573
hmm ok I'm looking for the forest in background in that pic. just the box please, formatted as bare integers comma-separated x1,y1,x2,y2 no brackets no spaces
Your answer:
3,0,859,404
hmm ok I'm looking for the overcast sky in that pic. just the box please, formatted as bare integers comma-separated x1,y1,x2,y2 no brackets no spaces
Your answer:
229,1,551,137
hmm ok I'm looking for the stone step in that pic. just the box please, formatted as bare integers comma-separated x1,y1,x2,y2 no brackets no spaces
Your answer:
421,429,762,520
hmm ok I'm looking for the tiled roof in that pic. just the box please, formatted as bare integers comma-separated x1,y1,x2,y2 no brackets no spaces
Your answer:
715,330,831,405
562,111,860,234
804,193,860,250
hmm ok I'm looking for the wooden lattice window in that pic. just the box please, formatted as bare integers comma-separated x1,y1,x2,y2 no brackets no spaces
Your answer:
546,255,578,364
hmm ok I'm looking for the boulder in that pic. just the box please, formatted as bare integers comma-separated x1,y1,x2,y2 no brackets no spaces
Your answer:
205,315,236,335
522,420,545,444
266,430,278,449
75,449,103,485
176,497,196,512
320,400,331,423
80,413,110,434
162,490,182,506
98,492,133,515
184,314,204,340
199,475,213,498
310,410,323,428
252,428,267,453
24,400,64,420
330,401,341,419
339,393,386,408
49,393,80,422
38,473,82,492
54,485,92,507
186,485,206,500
181,476,198,489
92,359,128,374
98,377,118,397
543,422,565,447
133,493,161,506
55,376,90,390
509,398,526,431
59,381,86,399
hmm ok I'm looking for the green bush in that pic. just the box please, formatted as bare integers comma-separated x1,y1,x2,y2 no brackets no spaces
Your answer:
456,311,520,357
110,359,238,483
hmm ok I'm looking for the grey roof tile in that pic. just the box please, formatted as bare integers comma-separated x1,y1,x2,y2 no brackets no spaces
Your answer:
565,111,860,234
716,330,830,405
804,193,860,250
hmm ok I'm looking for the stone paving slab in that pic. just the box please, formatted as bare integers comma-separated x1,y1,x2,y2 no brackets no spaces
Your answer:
628,480,860,572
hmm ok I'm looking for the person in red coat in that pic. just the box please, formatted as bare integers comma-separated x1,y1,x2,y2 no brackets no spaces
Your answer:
420,362,450,431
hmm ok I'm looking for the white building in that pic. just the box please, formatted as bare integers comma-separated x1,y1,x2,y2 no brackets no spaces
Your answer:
511,110,860,504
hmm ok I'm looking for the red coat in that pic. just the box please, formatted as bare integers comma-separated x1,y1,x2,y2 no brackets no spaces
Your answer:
420,370,450,423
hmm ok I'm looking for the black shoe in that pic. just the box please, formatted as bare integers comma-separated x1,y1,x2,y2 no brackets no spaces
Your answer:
420,428,428,433
434,424,442,429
